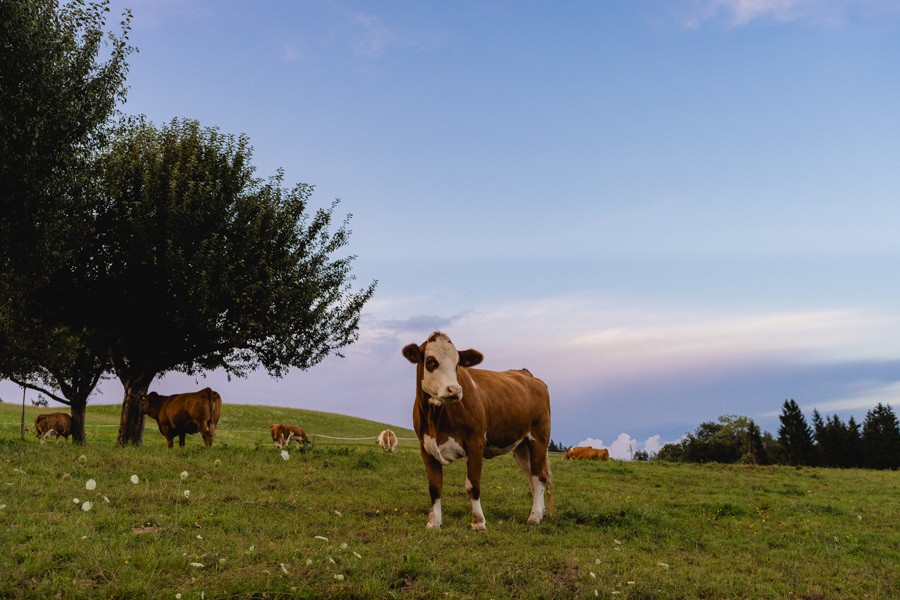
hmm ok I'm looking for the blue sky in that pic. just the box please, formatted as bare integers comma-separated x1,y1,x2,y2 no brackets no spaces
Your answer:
4,0,900,457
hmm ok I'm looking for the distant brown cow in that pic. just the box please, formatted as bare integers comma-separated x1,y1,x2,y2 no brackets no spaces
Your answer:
377,429,398,452
270,423,309,447
33,413,72,443
565,446,609,461
142,387,222,448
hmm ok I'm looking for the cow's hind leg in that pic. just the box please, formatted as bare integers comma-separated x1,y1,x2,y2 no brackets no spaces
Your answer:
514,440,549,525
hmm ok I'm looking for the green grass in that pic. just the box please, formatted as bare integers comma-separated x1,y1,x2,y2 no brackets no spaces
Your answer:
1,402,898,598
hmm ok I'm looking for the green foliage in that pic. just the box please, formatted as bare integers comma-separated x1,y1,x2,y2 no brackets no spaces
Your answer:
657,415,766,465
0,0,133,279
2,402,897,598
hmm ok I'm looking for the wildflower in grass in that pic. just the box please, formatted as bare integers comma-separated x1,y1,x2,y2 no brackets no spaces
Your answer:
180,471,189,480
280,563,289,575
78,455,87,464
81,501,92,512
306,559,313,566
130,475,139,484
183,490,191,499
73,498,80,504
340,542,348,550
0,504,6,510
190,562,204,568
353,552,361,559
334,574,345,581
589,572,596,579
175,594,182,599
658,562,670,569
314,535,329,542
281,450,289,461
214,459,221,467
334,510,342,517
85,479,96,490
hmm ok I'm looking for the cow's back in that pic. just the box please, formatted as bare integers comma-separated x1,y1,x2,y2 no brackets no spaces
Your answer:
464,367,551,451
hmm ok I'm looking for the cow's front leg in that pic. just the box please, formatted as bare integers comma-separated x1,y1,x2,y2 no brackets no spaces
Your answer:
421,449,443,528
466,451,487,531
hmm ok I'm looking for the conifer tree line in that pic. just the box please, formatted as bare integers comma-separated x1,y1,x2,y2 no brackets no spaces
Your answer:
657,400,899,470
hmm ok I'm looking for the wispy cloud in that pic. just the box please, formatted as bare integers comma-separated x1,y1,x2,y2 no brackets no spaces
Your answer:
683,0,900,28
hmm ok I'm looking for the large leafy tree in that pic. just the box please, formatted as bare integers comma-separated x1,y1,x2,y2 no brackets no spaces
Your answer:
84,118,376,445
0,0,132,443
862,403,900,470
778,399,816,466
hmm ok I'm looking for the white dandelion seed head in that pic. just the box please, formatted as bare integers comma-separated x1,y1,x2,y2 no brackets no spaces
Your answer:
214,459,221,467
85,479,96,490
180,471,189,480
0,504,7,510
590,572,596,579
73,498,80,504
281,450,290,461
78,455,87,464
189,562,204,568
183,490,191,499
130,474,139,484
81,501,92,512
306,558,313,566
334,574,344,581
175,594,182,599
280,563,289,575
340,542,348,550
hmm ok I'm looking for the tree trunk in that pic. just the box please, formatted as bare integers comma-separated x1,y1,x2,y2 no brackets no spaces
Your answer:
117,379,150,446
70,397,87,445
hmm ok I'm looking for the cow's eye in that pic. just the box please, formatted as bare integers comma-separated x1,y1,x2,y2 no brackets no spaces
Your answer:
425,357,439,372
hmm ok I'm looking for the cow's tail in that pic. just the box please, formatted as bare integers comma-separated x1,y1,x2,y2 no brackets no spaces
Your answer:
546,463,555,515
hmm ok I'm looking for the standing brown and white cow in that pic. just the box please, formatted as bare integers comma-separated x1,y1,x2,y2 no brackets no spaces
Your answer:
403,332,552,530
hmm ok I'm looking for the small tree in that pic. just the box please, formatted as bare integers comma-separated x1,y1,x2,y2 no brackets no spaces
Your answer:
0,0,132,443
778,399,816,466
862,403,900,470
86,118,376,445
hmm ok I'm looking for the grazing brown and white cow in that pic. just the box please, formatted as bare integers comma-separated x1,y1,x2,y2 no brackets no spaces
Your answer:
403,332,552,530
33,413,73,443
565,446,610,461
377,429,398,452
142,387,222,448
270,423,310,447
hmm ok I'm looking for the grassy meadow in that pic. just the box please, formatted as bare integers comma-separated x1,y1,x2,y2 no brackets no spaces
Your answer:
1,401,898,599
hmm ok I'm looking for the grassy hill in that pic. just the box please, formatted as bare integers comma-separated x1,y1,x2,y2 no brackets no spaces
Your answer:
1,402,898,598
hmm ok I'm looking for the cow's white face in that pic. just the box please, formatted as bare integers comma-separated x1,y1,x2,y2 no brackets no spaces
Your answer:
403,332,483,405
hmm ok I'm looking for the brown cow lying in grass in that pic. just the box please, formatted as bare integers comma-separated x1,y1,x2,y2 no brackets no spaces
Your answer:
565,446,609,460
33,413,73,443
142,387,222,448
270,423,309,447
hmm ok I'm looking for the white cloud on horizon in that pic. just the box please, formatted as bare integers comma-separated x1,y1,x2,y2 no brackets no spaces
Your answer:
576,433,674,460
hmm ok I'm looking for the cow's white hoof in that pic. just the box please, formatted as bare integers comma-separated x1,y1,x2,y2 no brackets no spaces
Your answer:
527,514,544,525
471,521,487,531
426,520,441,529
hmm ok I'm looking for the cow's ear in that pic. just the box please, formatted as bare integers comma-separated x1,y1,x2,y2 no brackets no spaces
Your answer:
402,343,423,364
458,349,484,367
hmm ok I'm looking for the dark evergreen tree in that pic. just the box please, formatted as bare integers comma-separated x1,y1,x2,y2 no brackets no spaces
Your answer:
845,416,864,468
862,403,900,470
778,399,816,466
